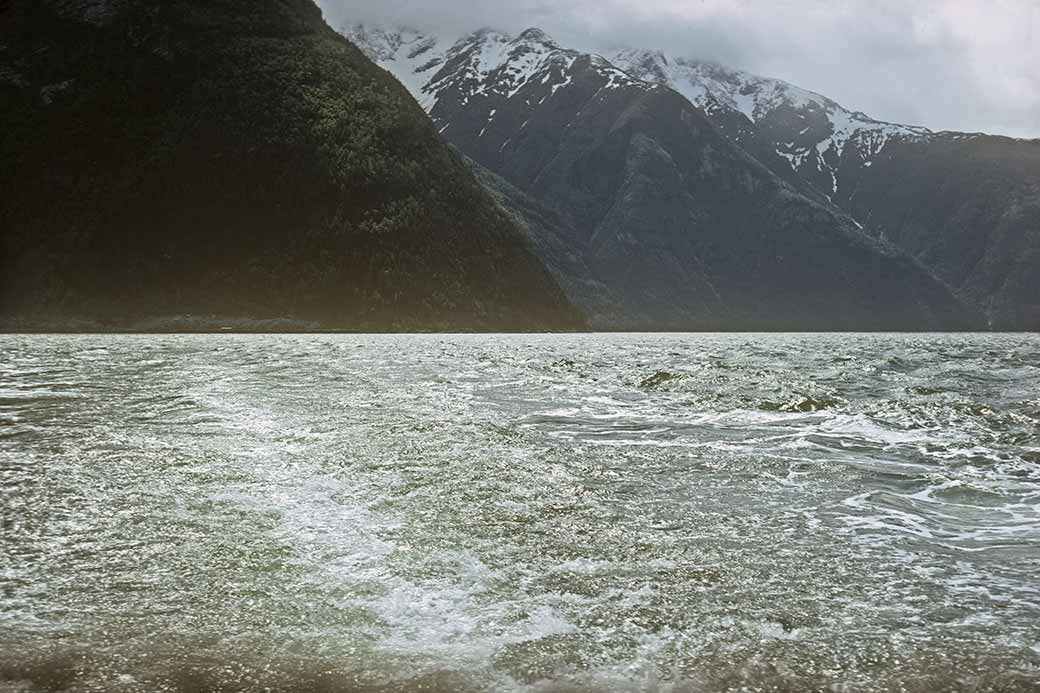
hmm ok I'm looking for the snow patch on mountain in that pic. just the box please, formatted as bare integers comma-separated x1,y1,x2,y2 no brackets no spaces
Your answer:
344,23,970,202
613,51,824,122
344,24,648,118
609,49,933,196
345,24,445,108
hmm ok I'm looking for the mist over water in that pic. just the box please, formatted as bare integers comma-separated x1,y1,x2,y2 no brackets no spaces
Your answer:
2,333,1039,692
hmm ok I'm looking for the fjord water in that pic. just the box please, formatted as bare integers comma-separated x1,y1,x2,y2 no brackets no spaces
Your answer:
2,334,1038,693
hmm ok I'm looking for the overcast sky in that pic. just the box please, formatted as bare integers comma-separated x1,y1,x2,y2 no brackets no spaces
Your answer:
319,0,1040,139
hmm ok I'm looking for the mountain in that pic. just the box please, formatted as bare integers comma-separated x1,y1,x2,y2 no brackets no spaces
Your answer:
610,50,932,200
0,1,582,332
469,160,628,327
347,24,980,331
608,51,1040,330
836,133,1040,329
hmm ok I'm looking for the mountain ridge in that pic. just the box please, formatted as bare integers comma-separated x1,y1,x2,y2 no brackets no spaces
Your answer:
348,22,1037,330
346,22,982,331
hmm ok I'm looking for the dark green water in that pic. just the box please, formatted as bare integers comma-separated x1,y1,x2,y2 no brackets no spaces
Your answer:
1,334,1038,692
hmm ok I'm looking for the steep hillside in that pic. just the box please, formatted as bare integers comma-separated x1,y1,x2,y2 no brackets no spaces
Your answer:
837,135,1040,329
349,25,979,330
0,2,582,331
469,160,628,327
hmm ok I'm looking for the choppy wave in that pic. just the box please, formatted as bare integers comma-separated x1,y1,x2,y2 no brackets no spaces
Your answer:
1,333,1038,692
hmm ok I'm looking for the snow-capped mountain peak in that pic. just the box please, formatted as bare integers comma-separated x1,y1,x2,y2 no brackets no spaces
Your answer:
609,48,935,197
345,23,650,121
431,26,573,104
343,22,951,200
514,27,558,47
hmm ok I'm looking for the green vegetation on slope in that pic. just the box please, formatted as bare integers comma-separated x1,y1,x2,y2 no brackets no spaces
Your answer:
0,0,581,330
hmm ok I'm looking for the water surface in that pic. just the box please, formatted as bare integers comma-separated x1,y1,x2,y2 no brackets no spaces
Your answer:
2,333,1039,692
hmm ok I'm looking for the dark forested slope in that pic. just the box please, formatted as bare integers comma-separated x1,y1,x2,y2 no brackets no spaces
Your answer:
0,0,581,331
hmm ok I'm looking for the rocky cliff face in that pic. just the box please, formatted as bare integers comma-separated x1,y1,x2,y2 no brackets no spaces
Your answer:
350,25,980,330
0,2,582,331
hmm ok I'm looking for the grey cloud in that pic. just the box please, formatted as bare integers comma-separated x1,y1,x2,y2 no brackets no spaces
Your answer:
318,0,1040,138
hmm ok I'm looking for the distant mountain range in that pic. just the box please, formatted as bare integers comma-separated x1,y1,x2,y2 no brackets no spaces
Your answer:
347,23,1040,330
